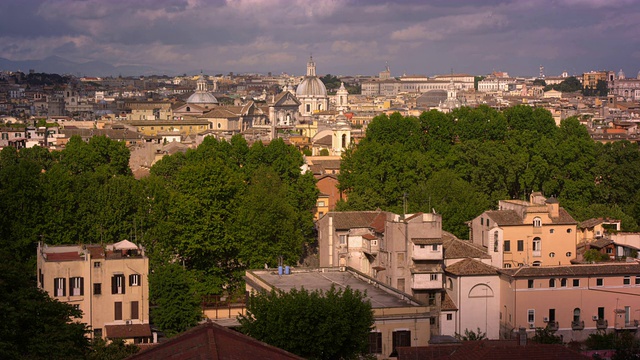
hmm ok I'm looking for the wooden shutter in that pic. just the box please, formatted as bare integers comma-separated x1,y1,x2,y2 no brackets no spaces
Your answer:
111,276,117,294
131,301,139,320
114,302,122,320
80,277,84,296
120,275,125,294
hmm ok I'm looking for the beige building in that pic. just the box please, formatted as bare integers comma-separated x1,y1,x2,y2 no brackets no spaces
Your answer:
469,193,578,268
245,267,431,359
37,241,152,343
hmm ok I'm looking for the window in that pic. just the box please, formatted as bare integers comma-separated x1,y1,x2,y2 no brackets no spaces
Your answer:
55,277,66,297
550,229,554,234
115,302,122,321
624,276,631,285
549,279,555,288
93,328,102,339
397,252,405,263
606,248,613,254
487,220,490,227
567,228,572,233
494,232,499,252
561,278,567,287
372,240,378,247
392,330,411,350
566,252,572,257
432,244,438,251
70,277,84,296
636,276,640,285
573,279,580,287
517,240,524,252
428,293,436,305
339,235,346,245
94,261,101,268
397,278,405,292
504,240,511,252
528,279,534,288
596,278,603,287
447,314,453,321
549,252,556,258
112,274,126,294
549,308,556,322
481,218,483,225
532,237,541,252
94,283,102,295
504,263,512,268
573,308,581,323
430,274,438,281
532,261,541,266
129,274,141,287
528,309,535,323
533,217,542,227
368,332,382,354
306,104,310,113
598,307,605,320
131,301,139,319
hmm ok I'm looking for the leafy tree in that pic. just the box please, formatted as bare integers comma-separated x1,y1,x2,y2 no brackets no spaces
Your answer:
532,78,546,87
0,250,90,360
88,338,139,360
455,327,487,341
319,149,329,156
149,263,202,337
583,249,609,263
239,285,374,360
532,327,563,344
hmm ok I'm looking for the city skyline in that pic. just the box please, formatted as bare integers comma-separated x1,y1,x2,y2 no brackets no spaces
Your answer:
1,0,639,77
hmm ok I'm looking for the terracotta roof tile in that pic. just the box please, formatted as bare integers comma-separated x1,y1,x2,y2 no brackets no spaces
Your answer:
441,292,457,311
445,258,498,276
46,252,82,261
443,235,491,260
327,211,390,230
412,238,443,245
500,263,640,278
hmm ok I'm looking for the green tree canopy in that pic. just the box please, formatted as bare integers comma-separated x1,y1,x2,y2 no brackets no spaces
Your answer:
239,285,374,360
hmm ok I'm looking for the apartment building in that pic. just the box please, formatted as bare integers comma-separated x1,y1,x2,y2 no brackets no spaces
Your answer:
469,192,578,268
499,263,640,341
37,240,152,343
317,211,445,306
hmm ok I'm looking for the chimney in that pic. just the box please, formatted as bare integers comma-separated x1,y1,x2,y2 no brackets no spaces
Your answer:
518,327,527,346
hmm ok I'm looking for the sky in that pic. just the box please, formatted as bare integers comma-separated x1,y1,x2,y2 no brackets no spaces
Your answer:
1,0,639,77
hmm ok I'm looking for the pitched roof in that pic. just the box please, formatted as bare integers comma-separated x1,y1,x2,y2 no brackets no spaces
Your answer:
105,324,151,339
500,263,640,278
441,292,457,311
412,238,443,245
327,211,389,231
445,258,498,276
443,235,491,260
485,208,577,226
126,321,303,360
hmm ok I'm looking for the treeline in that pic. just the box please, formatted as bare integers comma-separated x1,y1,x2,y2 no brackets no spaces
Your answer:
338,105,640,239
0,134,318,340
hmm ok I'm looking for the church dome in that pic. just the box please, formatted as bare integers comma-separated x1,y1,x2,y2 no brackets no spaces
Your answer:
296,77,327,97
187,91,218,104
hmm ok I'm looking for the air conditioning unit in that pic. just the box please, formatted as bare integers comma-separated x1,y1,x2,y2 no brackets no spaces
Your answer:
529,323,535,329
543,317,549,323
125,320,132,325
592,316,599,321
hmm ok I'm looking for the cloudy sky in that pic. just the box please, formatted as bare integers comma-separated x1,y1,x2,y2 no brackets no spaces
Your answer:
1,0,639,77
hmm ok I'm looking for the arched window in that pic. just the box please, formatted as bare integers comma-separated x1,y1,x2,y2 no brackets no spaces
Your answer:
533,237,541,252
186,106,191,112
573,308,581,322
318,104,322,110
533,217,542,227
549,279,555,288
532,261,542,267
341,134,346,148
494,232,499,252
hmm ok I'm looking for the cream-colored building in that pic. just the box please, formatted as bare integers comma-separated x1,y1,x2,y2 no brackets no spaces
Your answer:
469,192,578,268
245,267,431,359
37,241,152,343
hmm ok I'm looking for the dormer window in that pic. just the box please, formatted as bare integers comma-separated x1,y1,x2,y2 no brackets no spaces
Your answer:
533,217,542,227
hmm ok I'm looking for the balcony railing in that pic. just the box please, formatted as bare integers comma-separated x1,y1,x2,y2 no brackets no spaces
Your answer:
546,321,559,331
596,319,608,330
571,320,585,330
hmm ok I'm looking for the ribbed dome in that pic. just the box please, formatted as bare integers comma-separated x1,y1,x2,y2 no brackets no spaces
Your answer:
186,91,218,104
296,77,327,97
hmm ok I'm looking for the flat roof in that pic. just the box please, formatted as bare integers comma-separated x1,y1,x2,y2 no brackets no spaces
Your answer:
248,269,420,309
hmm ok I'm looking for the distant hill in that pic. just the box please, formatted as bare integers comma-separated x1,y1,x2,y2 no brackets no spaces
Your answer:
0,56,166,77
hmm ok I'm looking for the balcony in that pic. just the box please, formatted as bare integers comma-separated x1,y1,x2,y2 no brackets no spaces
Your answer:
571,320,585,330
546,321,559,331
596,319,608,330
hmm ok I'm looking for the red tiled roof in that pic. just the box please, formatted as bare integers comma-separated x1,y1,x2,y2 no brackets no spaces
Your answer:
127,321,303,360
46,252,82,261
105,324,152,339
398,341,590,360
362,234,377,240
446,258,498,276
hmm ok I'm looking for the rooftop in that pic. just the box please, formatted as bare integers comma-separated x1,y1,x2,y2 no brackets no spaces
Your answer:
247,268,421,308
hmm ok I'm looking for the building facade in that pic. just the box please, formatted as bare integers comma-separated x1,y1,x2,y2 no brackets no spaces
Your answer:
37,241,152,343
